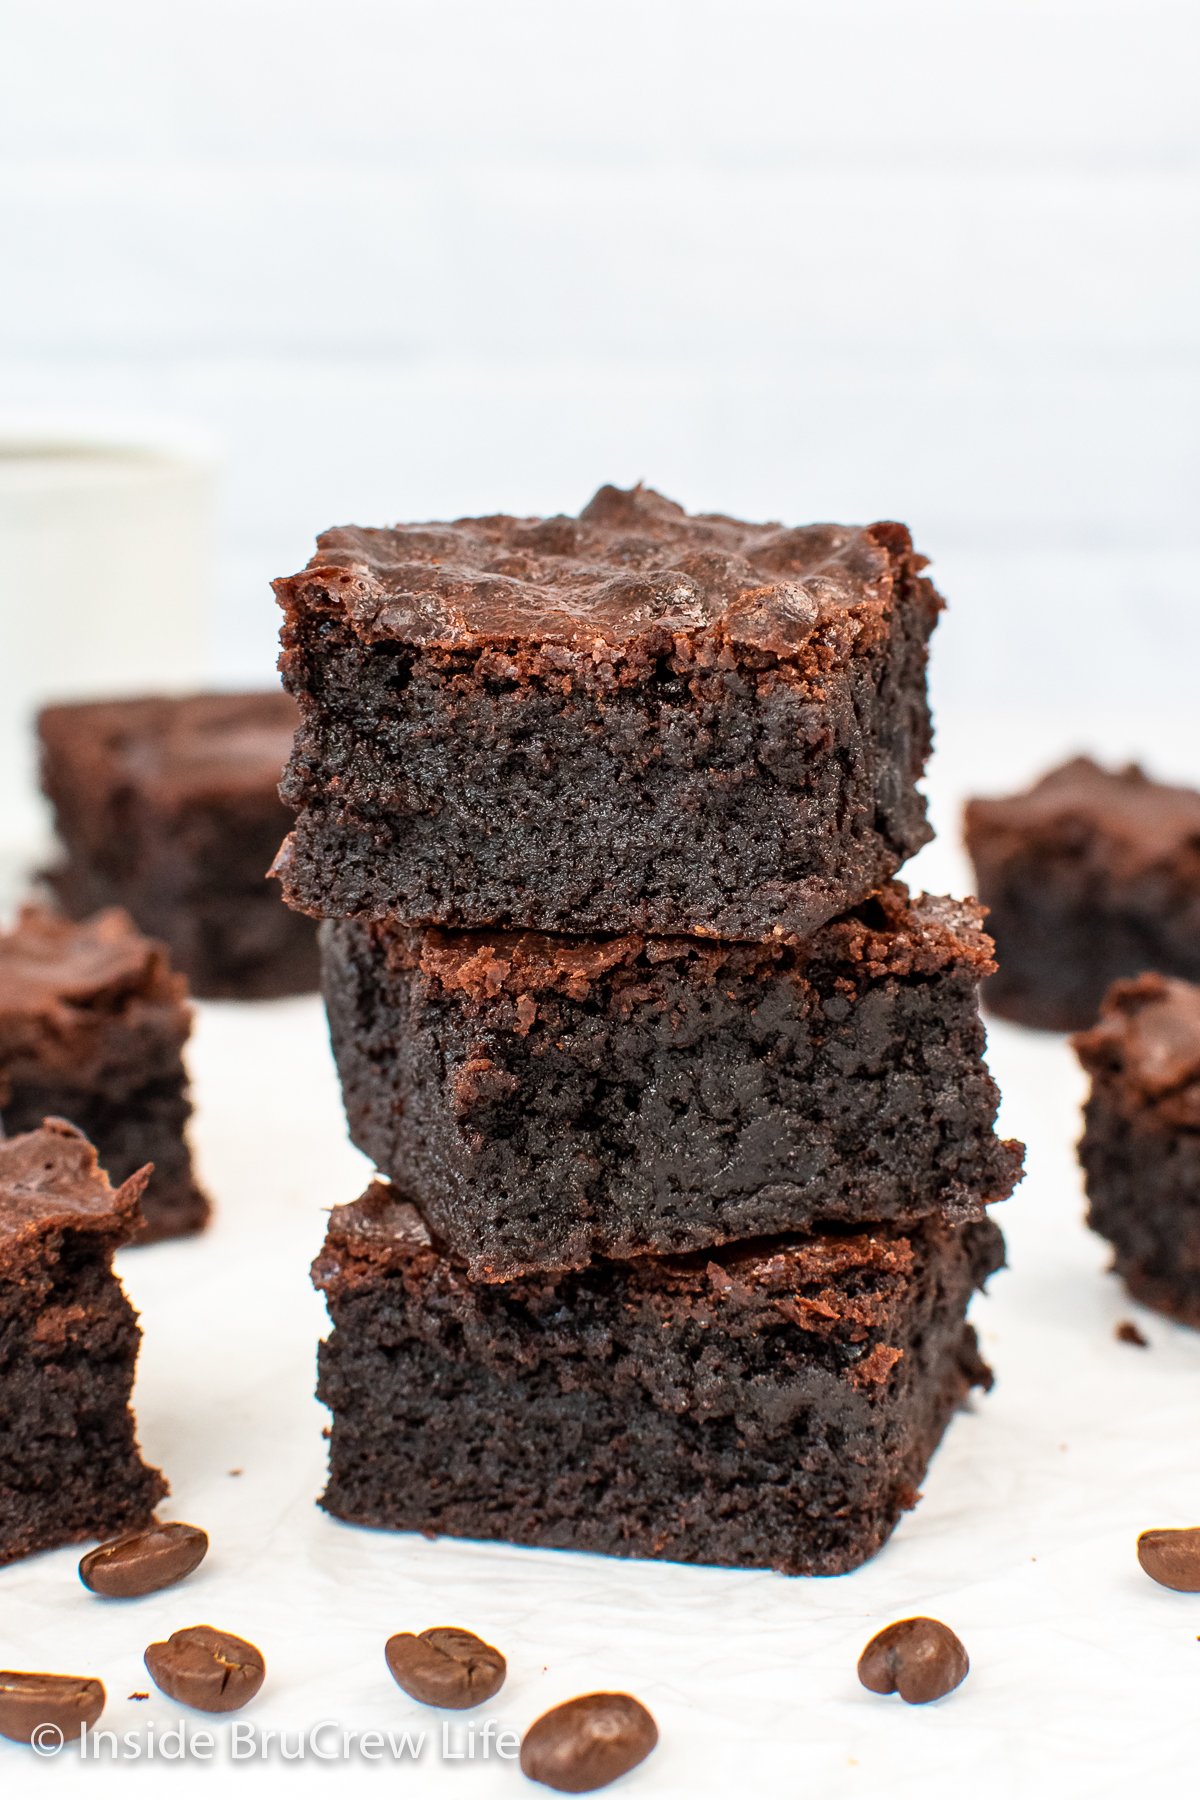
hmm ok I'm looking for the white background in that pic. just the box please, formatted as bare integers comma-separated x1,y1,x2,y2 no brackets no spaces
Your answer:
4,0,1199,720
3,4,1200,1797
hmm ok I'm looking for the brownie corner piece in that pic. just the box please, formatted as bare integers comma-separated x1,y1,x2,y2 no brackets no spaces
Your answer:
0,904,209,1244
38,689,318,1000
966,757,1200,1031
275,484,942,940
313,1182,1003,1576
0,1120,168,1564
1075,973,1200,1327
321,882,1023,1279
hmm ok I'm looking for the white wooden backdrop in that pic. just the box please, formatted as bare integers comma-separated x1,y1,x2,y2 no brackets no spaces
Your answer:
4,0,1199,719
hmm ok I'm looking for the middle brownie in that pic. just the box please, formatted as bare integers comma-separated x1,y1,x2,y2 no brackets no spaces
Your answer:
323,883,1023,1280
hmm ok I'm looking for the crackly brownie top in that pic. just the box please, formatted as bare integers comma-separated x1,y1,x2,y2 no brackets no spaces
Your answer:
366,884,996,1012
316,1182,1003,1383
38,690,299,802
276,483,937,660
1076,974,1200,1129
968,757,1200,876
0,1120,148,1262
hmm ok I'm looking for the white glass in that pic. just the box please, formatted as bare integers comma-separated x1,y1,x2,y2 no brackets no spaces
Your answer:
0,422,217,856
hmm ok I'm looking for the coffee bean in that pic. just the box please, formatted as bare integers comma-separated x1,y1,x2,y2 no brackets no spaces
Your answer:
385,1627,506,1709
520,1693,658,1794
1138,1527,1200,1592
0,1671,105,1745
80,1522,209,1598
144,1626,265,1714
858,1618,969,1705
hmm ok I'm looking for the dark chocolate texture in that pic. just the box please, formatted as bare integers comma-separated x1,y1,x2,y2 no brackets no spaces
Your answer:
39,691,318,1000
1076,975,1200,1327
321,884,1022,1279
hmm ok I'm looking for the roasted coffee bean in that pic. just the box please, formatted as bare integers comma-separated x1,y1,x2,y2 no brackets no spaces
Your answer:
385,1627,506,1709
1137,1527,1200,1592
0,1671,105,1745
80,1522,209,1598
520,1693,658,1794
858,1617,969,1705
144,1626,265,1714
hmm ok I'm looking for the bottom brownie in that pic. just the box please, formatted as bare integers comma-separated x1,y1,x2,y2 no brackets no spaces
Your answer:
313,1186,1003,1576
1076,975,1200,1327
0,1121,168,1564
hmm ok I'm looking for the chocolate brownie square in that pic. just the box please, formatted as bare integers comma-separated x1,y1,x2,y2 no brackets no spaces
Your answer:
313,1183,1003,1576
0,906,208,1244
321,884,1022,1280
0,1121,167,1564
965,758,1200,1031
39,691,318,1000
1076,974,1200,1327
275,484,942,942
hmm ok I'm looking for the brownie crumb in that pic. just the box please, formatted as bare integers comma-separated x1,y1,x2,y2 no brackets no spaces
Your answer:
1115,1320,1149,1347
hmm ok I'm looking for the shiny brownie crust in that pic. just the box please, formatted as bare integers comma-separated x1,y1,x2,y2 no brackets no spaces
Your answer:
313,1184,1003,1577
321,884,1023,1280
275,484,942,942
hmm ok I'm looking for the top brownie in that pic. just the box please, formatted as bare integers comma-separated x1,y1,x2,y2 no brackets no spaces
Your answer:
0,904,189,1100
966,757,1200,1029
275,484,942,941
39,691,319,999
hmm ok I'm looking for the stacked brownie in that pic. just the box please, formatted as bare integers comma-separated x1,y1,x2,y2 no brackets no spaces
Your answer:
279,484,1022,1575
0,905,208,1243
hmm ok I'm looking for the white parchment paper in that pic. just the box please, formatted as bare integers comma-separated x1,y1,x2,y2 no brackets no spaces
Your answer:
3,728,1198,1799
